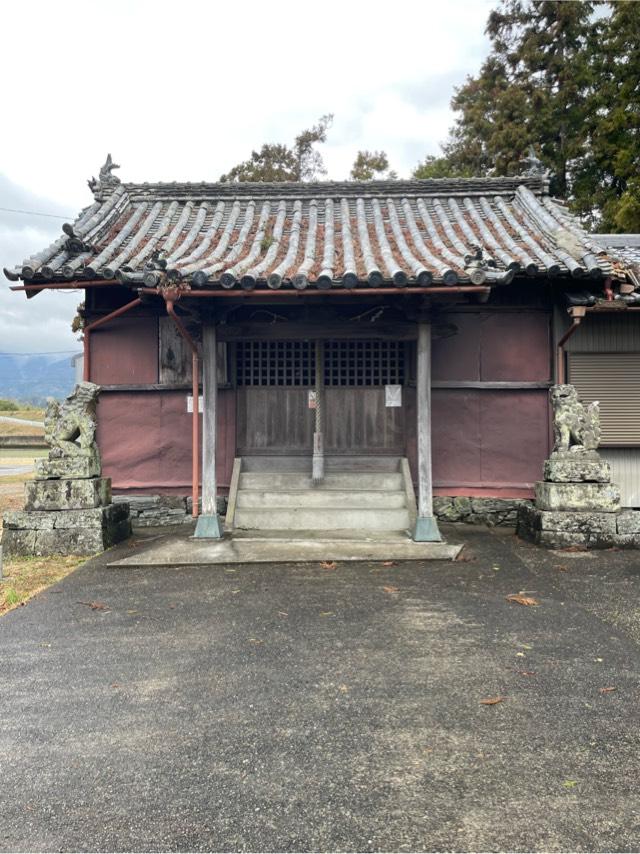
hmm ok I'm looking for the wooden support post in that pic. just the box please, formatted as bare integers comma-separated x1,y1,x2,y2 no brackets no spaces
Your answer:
312,339,325,485
195,321,222,539
414,320,442,542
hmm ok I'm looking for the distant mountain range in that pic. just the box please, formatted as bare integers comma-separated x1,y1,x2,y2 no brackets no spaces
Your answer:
0,353,80,405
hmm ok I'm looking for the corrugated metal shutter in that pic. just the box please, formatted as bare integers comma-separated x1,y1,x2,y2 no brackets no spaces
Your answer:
568,352,640,446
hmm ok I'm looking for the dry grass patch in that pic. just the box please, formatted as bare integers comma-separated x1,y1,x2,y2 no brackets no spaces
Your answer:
1,467,85,615
0,422,44,437
0,407,44,421
1,555,85,615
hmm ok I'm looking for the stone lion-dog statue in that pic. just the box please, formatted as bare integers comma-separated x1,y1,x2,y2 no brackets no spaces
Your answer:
550,383,600,455
37,381,102,478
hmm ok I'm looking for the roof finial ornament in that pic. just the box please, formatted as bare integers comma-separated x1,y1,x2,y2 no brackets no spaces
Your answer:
522,145,548,178
88,154,121,199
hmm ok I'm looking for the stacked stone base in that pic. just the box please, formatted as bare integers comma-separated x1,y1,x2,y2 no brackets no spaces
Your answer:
112,494,227,528
434,496,532,527
3,477,131,557
517,454,639,549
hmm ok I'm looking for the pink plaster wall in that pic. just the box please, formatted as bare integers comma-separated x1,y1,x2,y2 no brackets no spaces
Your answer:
96,389,236,493
411,309,552,495
90,316,158,385
92,307,552,498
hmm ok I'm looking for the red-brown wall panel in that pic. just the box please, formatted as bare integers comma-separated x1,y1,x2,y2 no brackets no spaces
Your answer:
96,389,236,494
90,316,158,385
480,313,550,381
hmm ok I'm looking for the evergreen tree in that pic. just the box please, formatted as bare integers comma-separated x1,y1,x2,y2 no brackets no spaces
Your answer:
586,1,640,230
443,1,596,198
350,150,397,180
220,115,333,182
420,1,640,230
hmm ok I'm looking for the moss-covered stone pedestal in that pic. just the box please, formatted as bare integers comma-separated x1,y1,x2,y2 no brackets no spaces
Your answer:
517,453,621,549
1,381,131,557
3,477,131,557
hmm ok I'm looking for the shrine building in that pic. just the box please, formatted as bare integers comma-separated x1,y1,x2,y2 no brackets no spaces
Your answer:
5,157,640,543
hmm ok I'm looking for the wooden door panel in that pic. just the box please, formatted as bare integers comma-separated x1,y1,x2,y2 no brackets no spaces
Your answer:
237,387,314,454
324,388,405,454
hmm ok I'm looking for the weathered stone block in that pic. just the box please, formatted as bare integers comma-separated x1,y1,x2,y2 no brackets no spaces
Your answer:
2,503,129,532
31,528,106,556
2,510,55,530
519,505,617,535
1,529,37,555
613,534,640,549
25,477,111,511
617,511,640,535
543,458,611,483
538,530,589,549
2,504,131,556
535,481,620,512
35,454,101,480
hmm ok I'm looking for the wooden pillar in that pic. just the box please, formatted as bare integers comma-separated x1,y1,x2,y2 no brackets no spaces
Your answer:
312,339,325,484
194,320,222,539
414,320,441,542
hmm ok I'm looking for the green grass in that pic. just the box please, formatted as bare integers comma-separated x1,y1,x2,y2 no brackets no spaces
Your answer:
0,555,85,615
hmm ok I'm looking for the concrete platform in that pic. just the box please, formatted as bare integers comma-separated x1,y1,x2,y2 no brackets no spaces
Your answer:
108,527,462,566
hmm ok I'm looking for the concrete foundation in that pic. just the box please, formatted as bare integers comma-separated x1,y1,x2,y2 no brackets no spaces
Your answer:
109,528,462,567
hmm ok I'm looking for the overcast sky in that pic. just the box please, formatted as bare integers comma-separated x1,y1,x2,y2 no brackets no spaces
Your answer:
0,0,492,354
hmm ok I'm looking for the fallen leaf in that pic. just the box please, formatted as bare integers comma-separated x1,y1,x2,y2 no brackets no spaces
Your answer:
515,652,526,657
111,682,120,688
518,670,537,677
338,684,349,693
480,696,507,705
78,601,110,612
319,611,335,617
599,686,616,694
554,564,569,572
383,585,399,594
320,561,337,570
563,780,578,788
506,593,540,606
126,609,138,615
382,560,396,567
248,638,264,645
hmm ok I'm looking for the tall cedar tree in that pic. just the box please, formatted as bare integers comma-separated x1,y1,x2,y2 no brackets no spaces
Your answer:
418,1,639,231
586,2,640,231
442,1,595,197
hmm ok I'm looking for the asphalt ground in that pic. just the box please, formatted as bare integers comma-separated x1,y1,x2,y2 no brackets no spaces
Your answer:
1,525,640,852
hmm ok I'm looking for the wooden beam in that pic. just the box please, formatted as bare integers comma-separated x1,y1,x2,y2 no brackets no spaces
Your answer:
414,321,441,542
431,380,551,390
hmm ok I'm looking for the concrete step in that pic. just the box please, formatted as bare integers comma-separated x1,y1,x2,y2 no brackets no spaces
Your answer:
236,489,407,509
238,472,404,491
241,455,401,473
110,532,463,566
234,507,411,531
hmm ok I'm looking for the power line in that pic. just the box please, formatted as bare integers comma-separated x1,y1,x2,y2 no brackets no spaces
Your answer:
0,206,72,220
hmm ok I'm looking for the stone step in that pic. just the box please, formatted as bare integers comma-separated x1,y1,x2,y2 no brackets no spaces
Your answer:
233,507,412,531
236,489,407,509
238,472,404,491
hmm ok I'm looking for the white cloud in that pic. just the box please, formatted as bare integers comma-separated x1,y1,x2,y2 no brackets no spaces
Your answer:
0,0,492,352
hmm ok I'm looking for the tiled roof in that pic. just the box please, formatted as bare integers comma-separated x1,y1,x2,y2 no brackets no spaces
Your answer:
4,169,625,290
